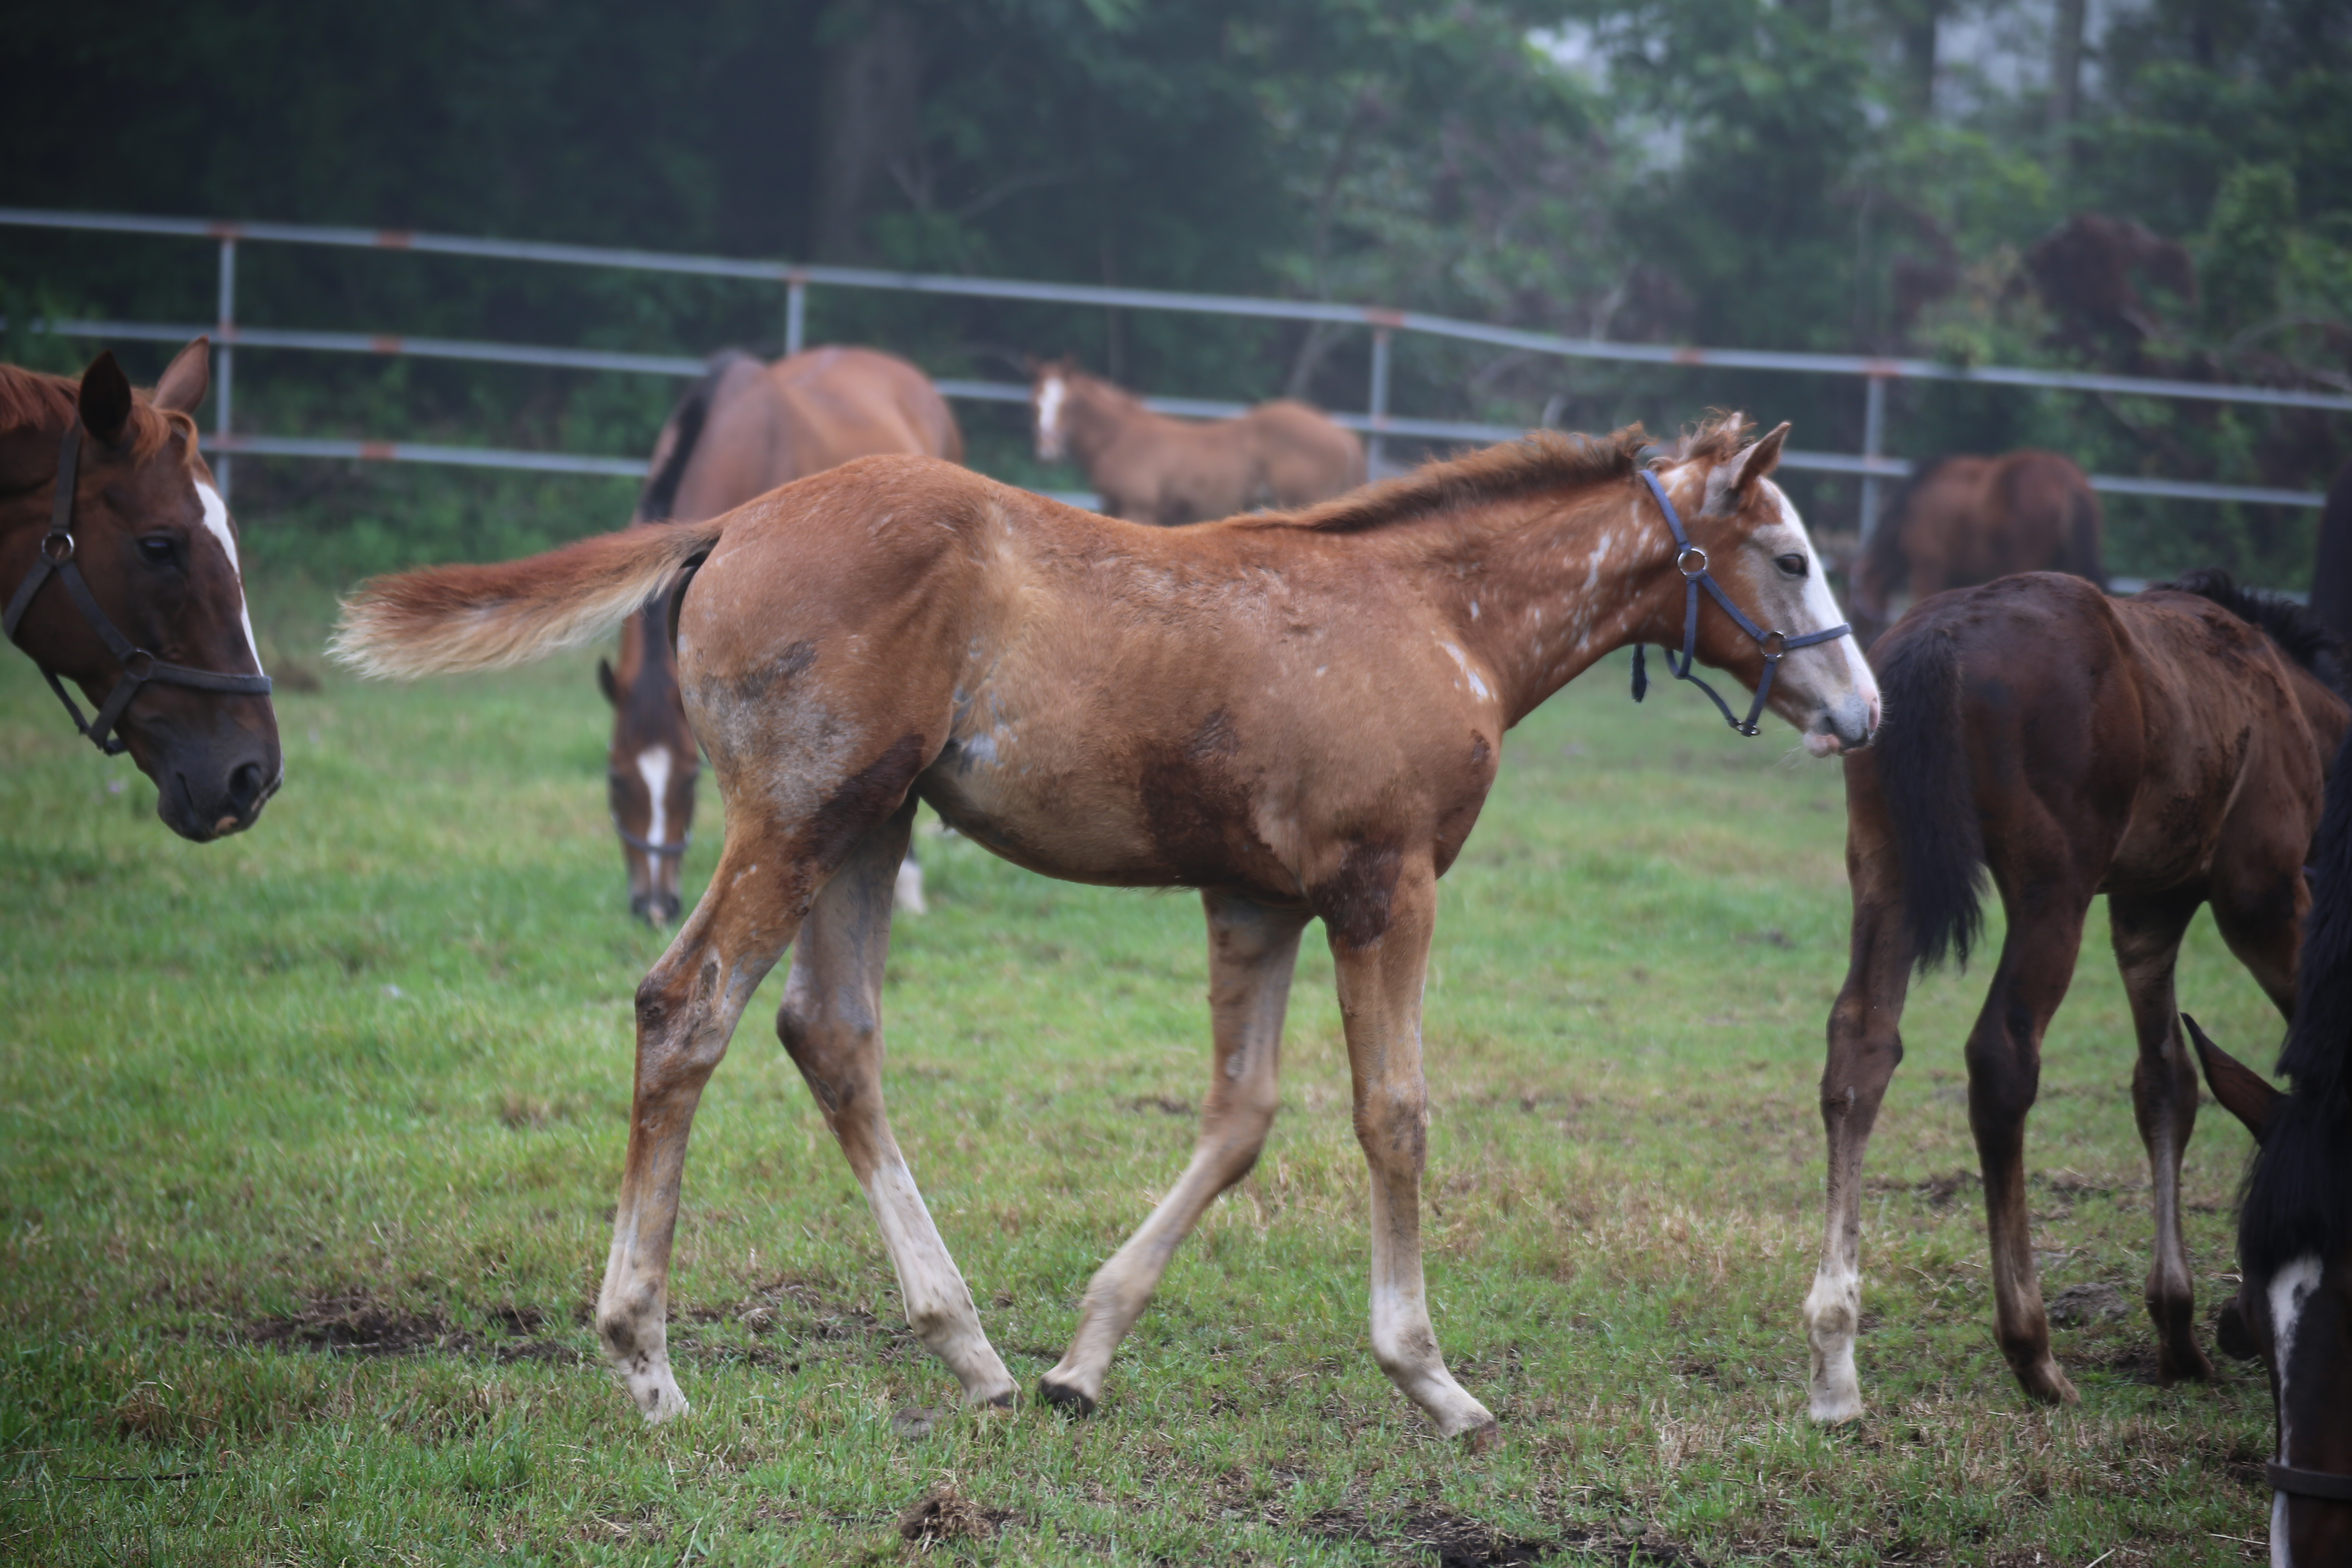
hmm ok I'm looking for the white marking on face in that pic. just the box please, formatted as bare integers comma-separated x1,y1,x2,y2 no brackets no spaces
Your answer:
636,744,673,854
194,482,262,671
2272,1254,2323,1567
1036,375,1066,457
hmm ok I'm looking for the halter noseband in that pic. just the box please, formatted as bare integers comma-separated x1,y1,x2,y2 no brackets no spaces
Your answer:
2,420,273,755
614,822,692,860
1627,467,1849,737
2270,1461,2352,1503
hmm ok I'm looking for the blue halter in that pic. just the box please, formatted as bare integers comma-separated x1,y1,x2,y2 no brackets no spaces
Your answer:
1628,467,1850,737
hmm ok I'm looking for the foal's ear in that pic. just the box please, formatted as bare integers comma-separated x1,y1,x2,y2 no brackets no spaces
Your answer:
597,658,619,707
78,350,134,445
153,337,212,415
1702,421,1789,513
2185,1012,2282,1142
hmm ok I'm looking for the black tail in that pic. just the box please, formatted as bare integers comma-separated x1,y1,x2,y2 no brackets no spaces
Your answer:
637,348,755,524
1873,626,1987,970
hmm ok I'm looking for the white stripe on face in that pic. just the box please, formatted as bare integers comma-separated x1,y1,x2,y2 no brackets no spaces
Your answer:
1036,376,1066,456
2270,1253,2323,1568
636,745,673,853
194,481,263,672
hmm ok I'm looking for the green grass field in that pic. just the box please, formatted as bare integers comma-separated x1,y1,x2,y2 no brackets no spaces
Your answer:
0,585,2285,1565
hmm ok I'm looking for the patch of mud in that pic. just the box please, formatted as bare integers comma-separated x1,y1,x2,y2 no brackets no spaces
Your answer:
899,1486,1014,1544
1301,1506,1557,1567
1866,1171,1978,1208
247,1293,579,1363
1127,1095,1192,1117
2061,1341,2164,1385
2045,1281,2129,1326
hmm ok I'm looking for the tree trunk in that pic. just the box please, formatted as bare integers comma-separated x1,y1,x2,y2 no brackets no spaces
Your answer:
2049,0,2087,131
1898,0,1942,114
812,1,923,264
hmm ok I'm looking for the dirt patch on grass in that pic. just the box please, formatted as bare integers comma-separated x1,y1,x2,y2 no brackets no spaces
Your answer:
246,1293,579,1363
899,1486,1014,1544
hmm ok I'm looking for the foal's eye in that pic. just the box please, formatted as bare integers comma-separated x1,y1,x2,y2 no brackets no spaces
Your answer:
137,537,178,568
1774,553,1809,578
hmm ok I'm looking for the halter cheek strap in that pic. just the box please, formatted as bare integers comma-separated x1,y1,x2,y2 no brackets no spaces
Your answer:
2,420,273,755
1627,467,1849,738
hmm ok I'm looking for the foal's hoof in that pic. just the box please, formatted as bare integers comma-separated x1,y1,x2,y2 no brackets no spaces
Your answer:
2016,1360,2080,1407
1037,1378,1096,1417
1461,1419,1503,1454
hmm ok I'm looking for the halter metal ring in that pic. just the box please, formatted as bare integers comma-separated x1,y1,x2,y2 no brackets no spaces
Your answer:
1677,545,1708,578
1759,629,1789,662
40,532,74,564
121,648,155,680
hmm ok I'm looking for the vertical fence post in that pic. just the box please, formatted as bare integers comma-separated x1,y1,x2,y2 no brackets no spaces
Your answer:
784,276,806,359
1367,326,1392,477
1857,372,1887,545
215,237,236,503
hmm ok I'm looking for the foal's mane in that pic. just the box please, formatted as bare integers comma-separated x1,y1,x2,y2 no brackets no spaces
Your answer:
1261,425,1648,535
0,363,194,463
2157,566,2343,690
2240,722,2352,1273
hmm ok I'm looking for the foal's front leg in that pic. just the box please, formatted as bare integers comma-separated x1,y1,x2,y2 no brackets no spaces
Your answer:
777,804,1016,1406
1328,860,1497,1446
597,818,806,1421
1041,891,1310,1413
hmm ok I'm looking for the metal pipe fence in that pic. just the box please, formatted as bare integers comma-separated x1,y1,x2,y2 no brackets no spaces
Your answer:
4,205,2343,520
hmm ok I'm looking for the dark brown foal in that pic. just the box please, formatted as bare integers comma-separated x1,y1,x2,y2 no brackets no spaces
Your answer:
1804,570,2347,1421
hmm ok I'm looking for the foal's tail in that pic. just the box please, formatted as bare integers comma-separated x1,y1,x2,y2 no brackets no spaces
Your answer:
1872,624,1987,970
329,521,726,679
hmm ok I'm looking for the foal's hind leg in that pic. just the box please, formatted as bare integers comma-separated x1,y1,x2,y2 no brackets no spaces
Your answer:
778,801,1016,1406
1967,891,2092,1405
1805,836,1915,1423
597,815,809,1422
1040,891,1310,1414
2109,891,2216,1384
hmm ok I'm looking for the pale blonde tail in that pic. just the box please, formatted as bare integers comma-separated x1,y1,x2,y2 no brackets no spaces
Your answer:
328,521,727,679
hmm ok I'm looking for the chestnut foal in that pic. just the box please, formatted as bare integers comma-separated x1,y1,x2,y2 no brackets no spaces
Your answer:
334,415,1877,1444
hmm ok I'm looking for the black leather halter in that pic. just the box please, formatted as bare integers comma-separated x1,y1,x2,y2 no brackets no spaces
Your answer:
614,822,692,860
1628,467,1849,737
2,420,273,755
2270,1460,2352,1503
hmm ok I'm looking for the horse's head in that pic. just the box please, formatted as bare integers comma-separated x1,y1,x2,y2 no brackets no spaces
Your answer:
1650,415,1880,755
1,341,280,839
2190,1015,2352,1563
598,605,698,924
1030,356,1078,463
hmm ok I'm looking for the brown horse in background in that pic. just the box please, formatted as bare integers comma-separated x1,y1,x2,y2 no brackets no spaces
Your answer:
601,346,962,923
1030,358,1363,525
1804,570,2345,1424
2,339,280,839
333,415,1878,1446
1851,450,2104,642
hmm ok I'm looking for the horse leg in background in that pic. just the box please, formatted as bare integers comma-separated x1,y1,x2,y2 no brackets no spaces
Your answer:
596,811,808,1421
1040,892,1310,1412
1805,795,1916,1423
2108,891,2216,1383
777,801,1015,1405
1967,872,2090,1405
894,844,927,914
1327,861,1499,1446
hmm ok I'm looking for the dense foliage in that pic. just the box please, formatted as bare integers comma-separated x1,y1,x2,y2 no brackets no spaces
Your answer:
1,0,2345,583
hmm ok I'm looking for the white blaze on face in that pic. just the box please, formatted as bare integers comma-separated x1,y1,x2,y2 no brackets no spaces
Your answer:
194,481,263,672
2272,1254,2324,1568
636,745,673,854
1036,375,1066,459
1760,483,1880,754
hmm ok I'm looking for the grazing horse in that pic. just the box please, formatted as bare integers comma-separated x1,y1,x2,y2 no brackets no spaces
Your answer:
1030,358,1364,526
1803,570,2346,1423
332,414,1878,1445
2187,742,2352,1561
1852,450,2104,642
2,340,278,838
599,346,962,924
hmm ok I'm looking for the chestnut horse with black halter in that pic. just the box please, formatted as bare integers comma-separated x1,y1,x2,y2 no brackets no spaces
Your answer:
1803,570,2345,1423
1031,358,1364,525
2,340,278,838
600,346,962,923
2187,728,2352,1559
1851,450,2104,644
333,414,1878,1445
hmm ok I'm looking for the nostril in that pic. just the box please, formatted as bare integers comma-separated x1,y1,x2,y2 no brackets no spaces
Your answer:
227,761,267,815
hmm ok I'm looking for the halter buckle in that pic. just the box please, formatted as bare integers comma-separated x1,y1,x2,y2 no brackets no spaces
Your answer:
1677,545,1708,579
39,532,74,565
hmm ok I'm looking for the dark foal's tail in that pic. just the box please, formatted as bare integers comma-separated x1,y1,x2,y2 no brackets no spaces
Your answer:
1873,626,1987,970
637,349,756,524
2061,482,2105,590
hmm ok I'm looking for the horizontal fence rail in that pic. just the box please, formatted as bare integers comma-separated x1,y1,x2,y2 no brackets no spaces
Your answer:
3,205,2341,520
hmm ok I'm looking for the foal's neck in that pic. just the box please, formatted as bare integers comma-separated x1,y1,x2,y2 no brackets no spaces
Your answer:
1417,482,1684,727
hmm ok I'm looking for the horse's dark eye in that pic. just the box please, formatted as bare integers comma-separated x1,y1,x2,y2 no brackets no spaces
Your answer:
1775,553,1809,578
137,537,177,568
